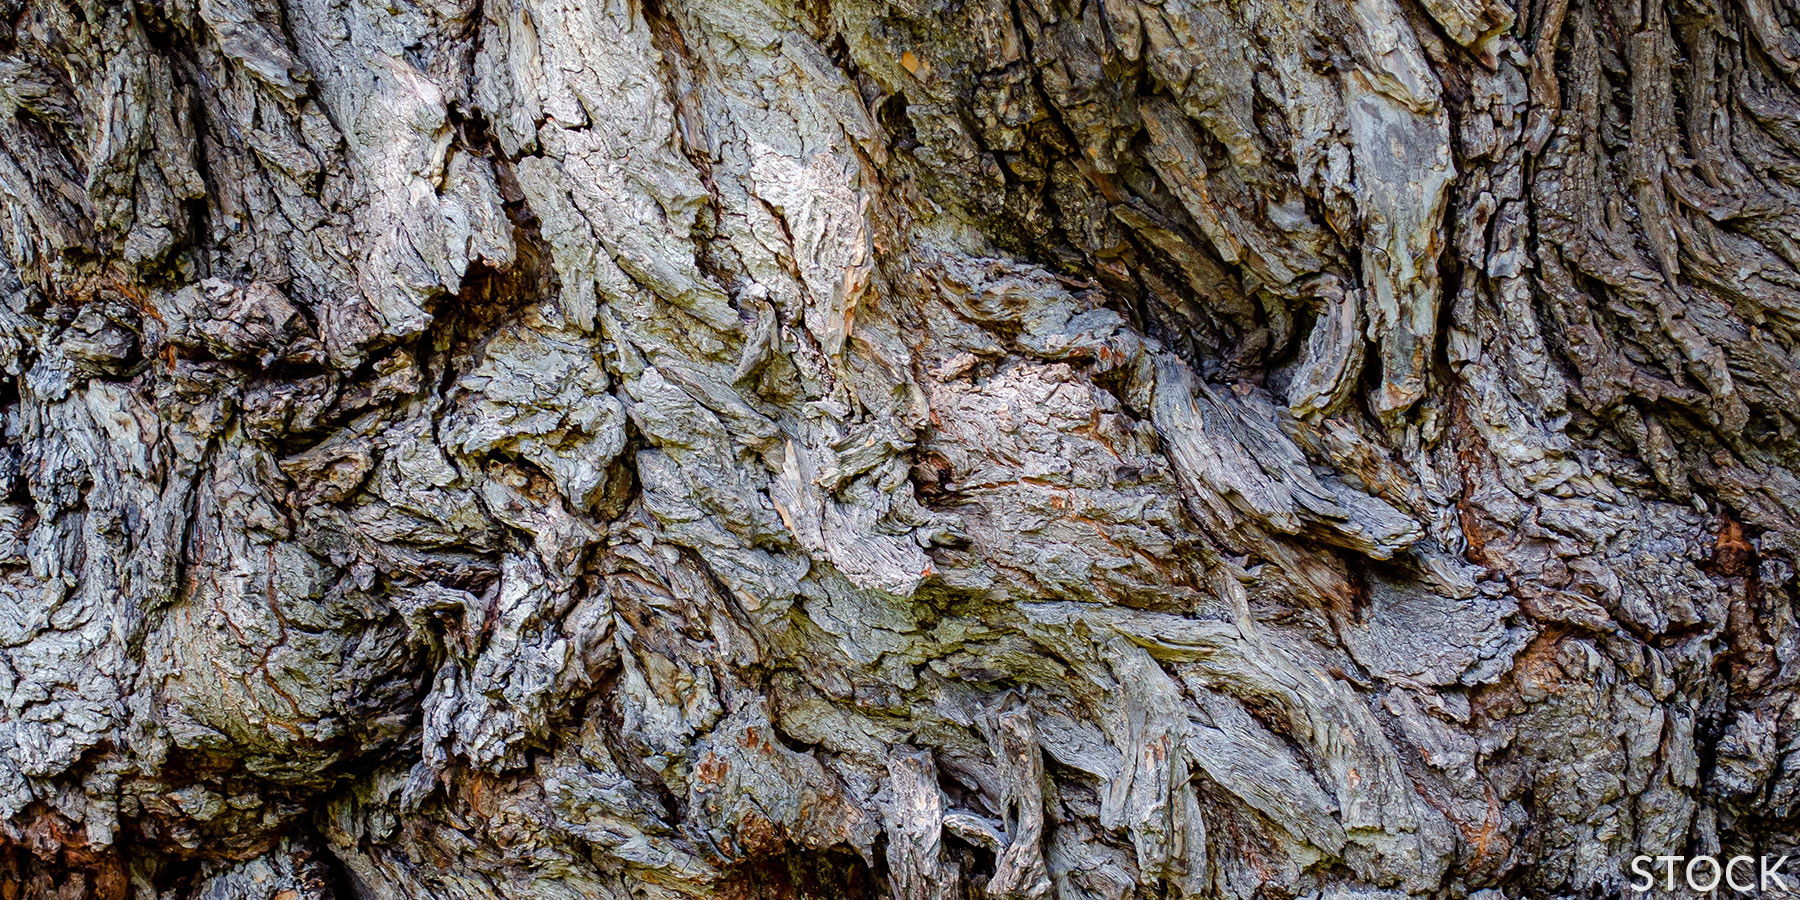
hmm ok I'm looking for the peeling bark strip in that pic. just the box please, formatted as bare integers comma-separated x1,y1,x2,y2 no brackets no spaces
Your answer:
0,0,1797,893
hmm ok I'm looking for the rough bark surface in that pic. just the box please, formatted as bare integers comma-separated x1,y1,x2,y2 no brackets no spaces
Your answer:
0,0,1798,895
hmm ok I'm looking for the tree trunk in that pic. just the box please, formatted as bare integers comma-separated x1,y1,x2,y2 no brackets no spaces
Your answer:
0,0,1797,895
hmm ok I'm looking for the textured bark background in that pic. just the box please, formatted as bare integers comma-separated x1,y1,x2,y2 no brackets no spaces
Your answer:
0,0,1798,894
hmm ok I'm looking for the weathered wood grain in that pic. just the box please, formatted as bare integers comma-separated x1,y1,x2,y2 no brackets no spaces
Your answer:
0,0,1797,895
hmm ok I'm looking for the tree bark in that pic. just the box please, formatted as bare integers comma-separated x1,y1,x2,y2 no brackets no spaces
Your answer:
0,0,1797,895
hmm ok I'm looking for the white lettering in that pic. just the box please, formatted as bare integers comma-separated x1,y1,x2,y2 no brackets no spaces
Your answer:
1629,853,1794,892
1765,856,1792,892
1687,856,1722,893
1725,856,1757,892
1658,856,1683,891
